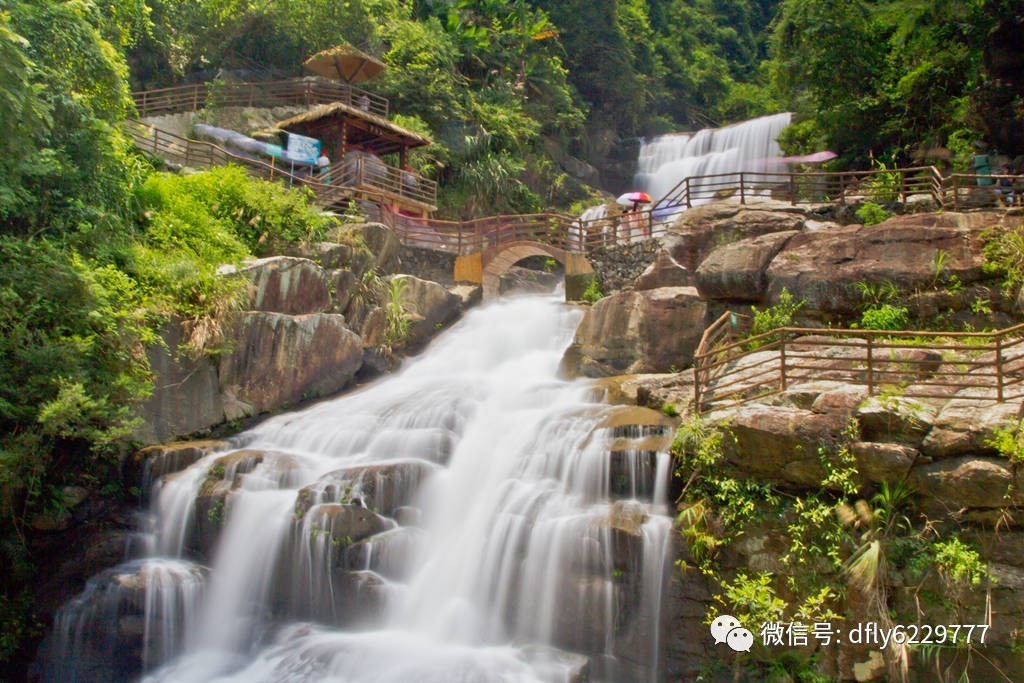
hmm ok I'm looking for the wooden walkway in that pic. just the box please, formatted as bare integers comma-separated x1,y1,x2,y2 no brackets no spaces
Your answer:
693,312,1024,412
127,79,1024,257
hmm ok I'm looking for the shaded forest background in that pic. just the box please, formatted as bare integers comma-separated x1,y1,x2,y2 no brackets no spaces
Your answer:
0,0,1022,669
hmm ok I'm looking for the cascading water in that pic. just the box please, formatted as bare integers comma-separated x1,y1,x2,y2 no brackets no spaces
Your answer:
636,112,792,209
43,294,677,682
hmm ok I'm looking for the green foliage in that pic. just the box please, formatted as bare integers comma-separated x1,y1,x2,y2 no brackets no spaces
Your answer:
384,277,411,345
749,287,803,346
581,278,603,304
860,303,909,331
932,538,987,587
982,224,1024,296
987,419,1024,465
855,201,891,226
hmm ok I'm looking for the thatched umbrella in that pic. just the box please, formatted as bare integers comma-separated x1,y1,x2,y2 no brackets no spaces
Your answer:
302,44,386,84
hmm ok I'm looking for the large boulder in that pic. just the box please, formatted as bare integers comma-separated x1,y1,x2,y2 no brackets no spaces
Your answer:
295,460,437,518
219,312,362,419
634,249,693,290
561,287,707,377
696,231,798,301
911,456,1024,512
661,204,805,270
764,214,990,315
136,319,223,444
392,274,461,345
241,256,332,315
920,391,1024,459
347,223,401,274
714,404,848,487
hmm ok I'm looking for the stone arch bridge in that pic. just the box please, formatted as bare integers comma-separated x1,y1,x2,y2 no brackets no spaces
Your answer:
454,241,596,301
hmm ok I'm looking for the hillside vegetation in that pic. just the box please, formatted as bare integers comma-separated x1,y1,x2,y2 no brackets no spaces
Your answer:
0,0,1021,668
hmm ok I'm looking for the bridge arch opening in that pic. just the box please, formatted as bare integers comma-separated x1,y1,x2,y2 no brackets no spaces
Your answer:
477,241,594,301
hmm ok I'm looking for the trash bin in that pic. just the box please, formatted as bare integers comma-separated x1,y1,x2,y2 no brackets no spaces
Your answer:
974,154,993,186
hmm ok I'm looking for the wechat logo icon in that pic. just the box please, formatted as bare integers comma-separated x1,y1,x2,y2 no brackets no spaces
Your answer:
711,614,754,652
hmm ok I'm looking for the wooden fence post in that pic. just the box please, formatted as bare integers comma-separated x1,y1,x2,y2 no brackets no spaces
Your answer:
789,174,797,205
739,173,746,205
779,331,788,391
685,178,692,209
866,335,874,395
996,336,1005,402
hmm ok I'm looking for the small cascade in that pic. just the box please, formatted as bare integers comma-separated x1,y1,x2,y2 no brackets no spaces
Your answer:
41,295,678,683
636,112,792,208
43,559,206,682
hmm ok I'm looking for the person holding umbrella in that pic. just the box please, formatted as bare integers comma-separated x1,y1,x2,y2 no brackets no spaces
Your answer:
616,191,653,240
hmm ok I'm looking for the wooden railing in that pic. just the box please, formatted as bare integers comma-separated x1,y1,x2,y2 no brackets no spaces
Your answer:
659,166,946,211
133,79,389,118
693,318,1024,412
124,120,436,210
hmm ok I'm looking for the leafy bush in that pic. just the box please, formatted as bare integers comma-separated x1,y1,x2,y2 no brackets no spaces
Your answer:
982,224,1024,295
581,278,603,304
855,201,891,226
749,287,804,345
932,539,987,587
860,303,909,330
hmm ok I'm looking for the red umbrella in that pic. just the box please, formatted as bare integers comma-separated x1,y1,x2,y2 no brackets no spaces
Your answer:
616,191,652,206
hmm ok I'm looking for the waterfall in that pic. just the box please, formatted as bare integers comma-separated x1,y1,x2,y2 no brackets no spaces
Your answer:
636,112,792,210
42,295,677,683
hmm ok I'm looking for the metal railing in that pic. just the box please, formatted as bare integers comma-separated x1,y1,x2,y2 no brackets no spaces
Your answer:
133,79,389,119
693,313,1024,412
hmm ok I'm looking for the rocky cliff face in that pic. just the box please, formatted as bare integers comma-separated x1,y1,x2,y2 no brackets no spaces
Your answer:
136,224,474,444
585,201,1024,682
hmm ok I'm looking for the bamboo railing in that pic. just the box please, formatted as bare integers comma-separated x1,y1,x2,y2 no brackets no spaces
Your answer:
693,314,1024,412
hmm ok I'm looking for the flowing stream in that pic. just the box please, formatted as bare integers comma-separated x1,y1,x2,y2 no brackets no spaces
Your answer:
43,295,676,682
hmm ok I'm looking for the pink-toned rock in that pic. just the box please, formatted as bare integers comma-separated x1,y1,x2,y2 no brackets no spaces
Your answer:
219,312,362,419
696,231,798,301
242,256,332,315
764,214,990,315
661,204,805,270
561,287,707,377
635,249,694,290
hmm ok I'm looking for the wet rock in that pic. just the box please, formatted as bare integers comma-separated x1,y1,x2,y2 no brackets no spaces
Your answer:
219,312,362,419
123,440,229,499
39,560,207,683
294,460,436,518
342,527,426,580
696,230,798,301
499,266,561,295
449,283,483,309
241,256,332,315
561,287,706,377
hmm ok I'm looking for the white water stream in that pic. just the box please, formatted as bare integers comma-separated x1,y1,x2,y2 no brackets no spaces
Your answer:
45,295,675,682
635,112,792,204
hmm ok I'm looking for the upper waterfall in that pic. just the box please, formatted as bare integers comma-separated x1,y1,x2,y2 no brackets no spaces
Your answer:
635,112,792,204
